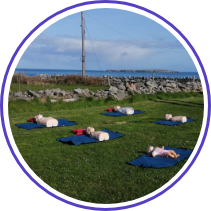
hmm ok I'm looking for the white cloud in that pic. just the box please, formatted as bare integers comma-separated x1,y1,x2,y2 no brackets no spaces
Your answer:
18,34,186,70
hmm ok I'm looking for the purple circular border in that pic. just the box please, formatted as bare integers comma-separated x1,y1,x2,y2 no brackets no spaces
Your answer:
1,0,210,210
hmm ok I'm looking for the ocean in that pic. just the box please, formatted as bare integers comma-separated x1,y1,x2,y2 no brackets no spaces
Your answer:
15,68,200,79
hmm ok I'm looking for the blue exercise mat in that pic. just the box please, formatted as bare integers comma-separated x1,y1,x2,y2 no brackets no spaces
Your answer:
15,119,77,130
152,118,196,126
128,146,193,168
101,110,144,117
57,129,124,146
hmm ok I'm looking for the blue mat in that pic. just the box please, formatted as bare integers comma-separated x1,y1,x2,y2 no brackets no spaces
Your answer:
15,119,77,130
57,129,124,146
101,110,144,117
152,118,196,126
128,147,193,168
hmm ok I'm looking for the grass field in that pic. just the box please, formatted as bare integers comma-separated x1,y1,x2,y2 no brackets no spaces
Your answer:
9,88,204,204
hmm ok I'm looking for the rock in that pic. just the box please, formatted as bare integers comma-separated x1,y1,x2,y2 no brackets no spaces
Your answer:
164,83,172,87
137,87,144,93
112,78,121,82
51,88,61,95
51,95,58,99
135,83,144,88
63,98,77,102
74,88,82,94
81,88,90,97
192,82,197,86
37,90,44,95
89,91,95,96
44,89,52,96
177,82,186,88
51,99,58,103
82,92,90,97
170,83,177,88
27,90,40,98
102,91,109,97
191,82,202,91
117,85,126,90
58,90,67,96
146,81,158,88
36,74,48,79
174,87,181,92
72,94,80,99
130,80,136,83
108,92,119,100
14,91,23,97
164,82,177,88
116,90,126,100
94,91,102,98
165,87,175,93
108,86,118,94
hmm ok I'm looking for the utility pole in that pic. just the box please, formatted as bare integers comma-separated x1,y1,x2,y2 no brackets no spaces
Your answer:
81,11,86,77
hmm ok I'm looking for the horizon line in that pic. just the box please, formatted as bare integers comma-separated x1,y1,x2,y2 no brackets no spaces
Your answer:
15,68,198,72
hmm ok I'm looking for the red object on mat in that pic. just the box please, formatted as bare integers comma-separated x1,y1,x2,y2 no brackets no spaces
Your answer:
28,118,36,123
106,108,114,112
72,129,86,135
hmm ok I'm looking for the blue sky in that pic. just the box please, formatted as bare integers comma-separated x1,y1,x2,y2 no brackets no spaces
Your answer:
17,8,197,72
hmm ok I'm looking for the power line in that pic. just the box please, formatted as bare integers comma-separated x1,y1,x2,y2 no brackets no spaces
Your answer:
85,21,102,71
86,13,178,52
85,12,140,42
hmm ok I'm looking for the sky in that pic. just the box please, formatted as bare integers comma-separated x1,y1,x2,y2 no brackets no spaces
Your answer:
17,8,197,72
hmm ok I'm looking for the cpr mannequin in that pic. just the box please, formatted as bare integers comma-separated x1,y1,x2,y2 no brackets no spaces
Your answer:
86,127,109,141
146,146,180,159
165,114,187,123
113,106,134,115
35,114,58,127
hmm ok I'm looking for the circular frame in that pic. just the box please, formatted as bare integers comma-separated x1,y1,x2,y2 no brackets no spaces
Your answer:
0,0,210,210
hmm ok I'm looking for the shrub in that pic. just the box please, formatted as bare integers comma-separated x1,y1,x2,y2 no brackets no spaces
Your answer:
12,73,105,86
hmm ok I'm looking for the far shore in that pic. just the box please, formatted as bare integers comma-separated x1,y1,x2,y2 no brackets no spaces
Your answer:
106,69,179,73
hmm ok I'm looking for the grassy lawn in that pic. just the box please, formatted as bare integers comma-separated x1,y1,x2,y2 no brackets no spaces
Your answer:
9,90,204,203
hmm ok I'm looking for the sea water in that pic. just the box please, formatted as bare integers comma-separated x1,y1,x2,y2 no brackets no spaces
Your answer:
15,68,200,79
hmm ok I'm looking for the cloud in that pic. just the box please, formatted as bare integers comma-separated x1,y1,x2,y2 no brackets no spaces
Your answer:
121,52,128,57
18,34,185,70
30,34,182,52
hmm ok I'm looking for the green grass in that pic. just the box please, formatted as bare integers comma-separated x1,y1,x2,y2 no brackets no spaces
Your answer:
9,91,204,204
10,83,107,93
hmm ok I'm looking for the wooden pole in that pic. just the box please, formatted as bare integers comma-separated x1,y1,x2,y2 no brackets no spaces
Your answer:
81,11,86,77
108,76,111,86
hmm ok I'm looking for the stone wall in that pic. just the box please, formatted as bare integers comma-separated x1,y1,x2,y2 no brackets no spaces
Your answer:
107,76,202,94
9,76,202,102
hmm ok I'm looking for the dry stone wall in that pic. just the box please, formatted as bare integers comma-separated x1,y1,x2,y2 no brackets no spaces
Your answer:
9,76,202,102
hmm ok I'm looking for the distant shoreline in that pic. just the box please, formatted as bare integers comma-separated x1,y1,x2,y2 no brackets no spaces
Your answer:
14,68,199,79
106,69,179,73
